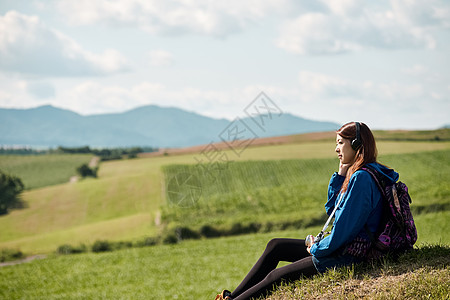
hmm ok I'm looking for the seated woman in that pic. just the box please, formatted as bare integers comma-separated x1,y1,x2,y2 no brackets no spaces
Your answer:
215,122,400,300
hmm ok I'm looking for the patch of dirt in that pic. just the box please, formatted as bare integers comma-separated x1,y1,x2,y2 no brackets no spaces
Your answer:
88,156,100,168
0,254,47,267
154,211,161,226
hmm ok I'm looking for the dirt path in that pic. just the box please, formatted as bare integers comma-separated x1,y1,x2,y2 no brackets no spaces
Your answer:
0,255,47,267
88,156,100,168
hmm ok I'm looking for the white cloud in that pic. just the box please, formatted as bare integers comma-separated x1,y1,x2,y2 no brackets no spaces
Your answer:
297,70,428,104
0,11,129,76
51,81,227,116
0,77,46,108
0,73,448,129
55,0,292,37
318,0,363,16
277,13,363,55
55,74,428,125
390,0,450,28
277,0,449,55
50,0,450,55
13,80,291,121
298,71,363,100
148,50,174,66
0,89,16,108
293,70,448,127
26,81,56,99
402,64,429,76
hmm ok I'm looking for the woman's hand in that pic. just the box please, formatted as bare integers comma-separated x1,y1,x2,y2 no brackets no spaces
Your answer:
338,161,352,177
305,235,314,255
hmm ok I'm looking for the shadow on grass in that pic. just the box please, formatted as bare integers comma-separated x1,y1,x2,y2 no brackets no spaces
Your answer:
355,244,450,278
269,244,450,300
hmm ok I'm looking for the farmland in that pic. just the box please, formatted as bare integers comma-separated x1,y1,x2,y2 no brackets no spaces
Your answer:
0,154,93,190
1,139,449,253
0,131,449,299
161,150,450,243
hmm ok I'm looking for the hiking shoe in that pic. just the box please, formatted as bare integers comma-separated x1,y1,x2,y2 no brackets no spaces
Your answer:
215,289,232,300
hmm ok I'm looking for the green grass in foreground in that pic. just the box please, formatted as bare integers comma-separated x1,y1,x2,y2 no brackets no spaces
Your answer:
270,244,450,300
0,147,449,299
0,228,448,300
0,154,93,190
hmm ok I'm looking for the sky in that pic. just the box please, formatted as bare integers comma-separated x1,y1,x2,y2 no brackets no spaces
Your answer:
0,0,449,130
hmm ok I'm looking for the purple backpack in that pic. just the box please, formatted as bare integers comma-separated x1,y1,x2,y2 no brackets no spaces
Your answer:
345,166,418,259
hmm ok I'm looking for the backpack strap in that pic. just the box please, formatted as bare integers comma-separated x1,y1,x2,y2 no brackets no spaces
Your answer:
360,165,386,196
362,165,404,222
360,166,386,245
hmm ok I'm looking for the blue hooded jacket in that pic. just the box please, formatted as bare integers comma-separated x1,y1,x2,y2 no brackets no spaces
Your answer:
310,162,399,258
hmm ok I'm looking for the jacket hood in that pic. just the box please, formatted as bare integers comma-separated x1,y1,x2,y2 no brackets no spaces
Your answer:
366,162,399,184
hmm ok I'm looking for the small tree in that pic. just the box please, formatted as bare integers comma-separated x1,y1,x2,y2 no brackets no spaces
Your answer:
76,164,97,178
127,147,142,159
0,171,25,215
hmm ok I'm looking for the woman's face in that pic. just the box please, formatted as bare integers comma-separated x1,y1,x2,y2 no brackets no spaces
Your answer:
335,134,356,164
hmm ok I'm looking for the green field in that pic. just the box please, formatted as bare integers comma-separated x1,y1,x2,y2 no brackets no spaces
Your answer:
161,150,450,243
1,140,450,253
0,135,449,299
0,154,93,190
373,128,450,141
0,231,448,299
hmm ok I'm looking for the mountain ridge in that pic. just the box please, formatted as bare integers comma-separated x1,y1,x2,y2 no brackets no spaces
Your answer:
0,105,340,148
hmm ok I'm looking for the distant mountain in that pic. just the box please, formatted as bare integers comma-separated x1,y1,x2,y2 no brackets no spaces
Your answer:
0,105,339,148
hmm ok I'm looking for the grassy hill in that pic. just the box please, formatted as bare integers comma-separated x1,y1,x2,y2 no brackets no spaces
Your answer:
0,131,450,252
0,130,449,299
1,139,449,253
160,150,450,244
270,243,450,299
0,231,448,299
0,154,93,190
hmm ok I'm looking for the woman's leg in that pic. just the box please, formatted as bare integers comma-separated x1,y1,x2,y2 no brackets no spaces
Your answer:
233,256,317,300
230,238,316,299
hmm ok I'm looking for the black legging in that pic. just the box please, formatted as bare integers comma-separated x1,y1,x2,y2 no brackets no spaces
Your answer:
230,238,318,300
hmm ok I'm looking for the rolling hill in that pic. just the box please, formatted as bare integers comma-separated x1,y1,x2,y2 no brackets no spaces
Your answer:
0,105,339,148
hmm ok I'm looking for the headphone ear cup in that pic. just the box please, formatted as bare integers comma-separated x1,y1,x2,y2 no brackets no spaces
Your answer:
351,122,362,150
351,138,361,150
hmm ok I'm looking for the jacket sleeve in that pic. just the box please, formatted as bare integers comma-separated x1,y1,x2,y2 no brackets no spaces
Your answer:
310,171,375,258
325,172,345,215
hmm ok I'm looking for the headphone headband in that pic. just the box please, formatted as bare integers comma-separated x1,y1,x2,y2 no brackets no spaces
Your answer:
351,122,362,151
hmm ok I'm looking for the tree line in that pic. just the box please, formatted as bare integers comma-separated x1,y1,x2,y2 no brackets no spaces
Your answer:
56,146,157,160
1,146,158,161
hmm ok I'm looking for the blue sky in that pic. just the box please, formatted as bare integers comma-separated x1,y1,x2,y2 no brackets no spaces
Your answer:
0,0,449,129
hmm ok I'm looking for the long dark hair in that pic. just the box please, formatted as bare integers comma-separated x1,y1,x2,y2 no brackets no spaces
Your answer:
337,122,378,193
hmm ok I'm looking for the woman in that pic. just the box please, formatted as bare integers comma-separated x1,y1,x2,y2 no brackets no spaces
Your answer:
215,122,399,300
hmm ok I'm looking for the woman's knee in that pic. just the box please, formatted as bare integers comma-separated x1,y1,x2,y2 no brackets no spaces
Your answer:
265,238,284,253
263,267,287,287
264,261,310,285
